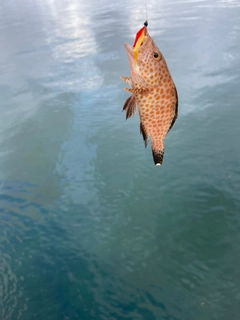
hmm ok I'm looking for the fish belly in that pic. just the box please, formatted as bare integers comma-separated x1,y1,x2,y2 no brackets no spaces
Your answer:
138,95,175,148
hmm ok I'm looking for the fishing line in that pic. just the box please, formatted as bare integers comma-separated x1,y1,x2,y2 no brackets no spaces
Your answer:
144,0,148,26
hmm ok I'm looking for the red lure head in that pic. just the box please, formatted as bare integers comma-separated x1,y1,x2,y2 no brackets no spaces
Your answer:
133,26,146,48
133,21,148,47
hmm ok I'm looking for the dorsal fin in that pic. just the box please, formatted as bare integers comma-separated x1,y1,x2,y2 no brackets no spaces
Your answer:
168,86,178,132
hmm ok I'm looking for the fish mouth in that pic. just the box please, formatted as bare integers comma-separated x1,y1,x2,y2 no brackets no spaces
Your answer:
124,43,135,61
124,26,149,62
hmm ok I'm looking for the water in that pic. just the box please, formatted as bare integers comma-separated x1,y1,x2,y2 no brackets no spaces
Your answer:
0,0,240,319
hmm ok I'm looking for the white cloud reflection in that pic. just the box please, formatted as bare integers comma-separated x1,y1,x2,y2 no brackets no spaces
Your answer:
36,0,104,91
38,0,98,60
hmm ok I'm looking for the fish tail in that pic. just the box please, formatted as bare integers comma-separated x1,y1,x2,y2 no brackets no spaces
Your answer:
151,141,164,166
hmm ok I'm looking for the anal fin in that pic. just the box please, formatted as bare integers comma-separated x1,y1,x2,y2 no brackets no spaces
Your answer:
140,122,148,148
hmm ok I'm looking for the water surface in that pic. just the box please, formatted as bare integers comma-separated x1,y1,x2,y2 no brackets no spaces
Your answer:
0,0,240,319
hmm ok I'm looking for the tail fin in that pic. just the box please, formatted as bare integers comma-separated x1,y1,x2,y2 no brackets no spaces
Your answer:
152,148,164,166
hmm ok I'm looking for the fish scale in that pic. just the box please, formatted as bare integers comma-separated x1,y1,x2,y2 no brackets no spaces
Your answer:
121,24,178,166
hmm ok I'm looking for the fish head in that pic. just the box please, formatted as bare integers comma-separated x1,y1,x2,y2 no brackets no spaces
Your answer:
124,27,163,88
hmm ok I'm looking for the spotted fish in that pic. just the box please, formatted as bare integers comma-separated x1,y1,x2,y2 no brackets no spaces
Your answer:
121,23,178,165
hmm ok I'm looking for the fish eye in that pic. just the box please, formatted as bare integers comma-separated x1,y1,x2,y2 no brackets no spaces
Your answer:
153,52,161,60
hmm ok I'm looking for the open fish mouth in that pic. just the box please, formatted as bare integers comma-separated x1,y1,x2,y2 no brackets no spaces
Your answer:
124,25,148,61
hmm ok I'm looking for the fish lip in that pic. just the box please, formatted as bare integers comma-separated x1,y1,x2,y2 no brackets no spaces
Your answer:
124,43,134,61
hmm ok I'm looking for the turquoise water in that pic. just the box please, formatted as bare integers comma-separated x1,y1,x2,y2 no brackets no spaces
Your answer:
0,0,240,319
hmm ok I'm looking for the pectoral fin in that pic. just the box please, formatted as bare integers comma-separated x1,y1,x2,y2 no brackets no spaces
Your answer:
123,96,136,119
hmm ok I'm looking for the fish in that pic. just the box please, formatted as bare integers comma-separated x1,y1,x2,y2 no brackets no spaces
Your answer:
121,22,178,166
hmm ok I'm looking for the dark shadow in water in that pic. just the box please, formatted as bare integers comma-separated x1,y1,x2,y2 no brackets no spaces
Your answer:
1,180,203,320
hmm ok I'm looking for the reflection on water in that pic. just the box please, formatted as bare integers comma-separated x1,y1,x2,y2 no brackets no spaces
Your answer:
0,0,240,319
